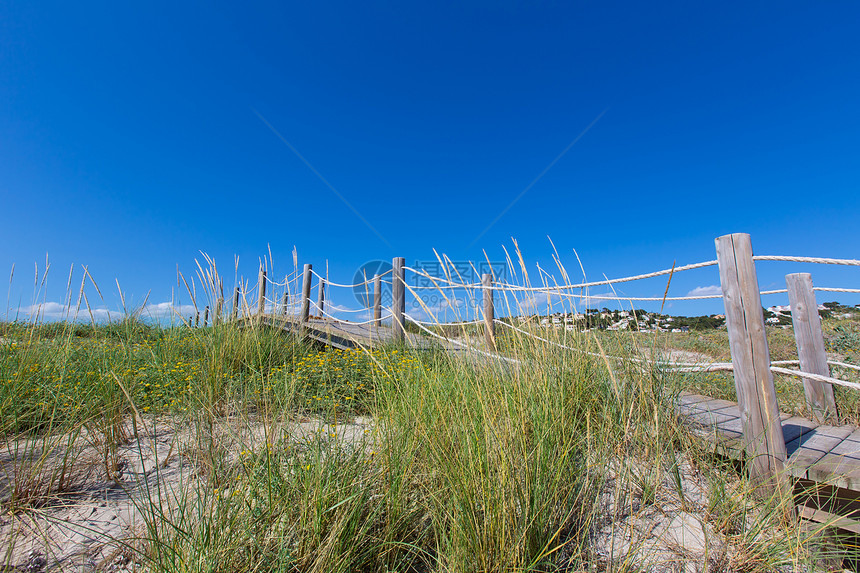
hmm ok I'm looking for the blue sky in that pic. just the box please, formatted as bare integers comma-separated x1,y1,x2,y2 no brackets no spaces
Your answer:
2,1,859,322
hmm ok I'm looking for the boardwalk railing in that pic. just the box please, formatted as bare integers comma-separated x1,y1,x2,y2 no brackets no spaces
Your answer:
189,233,860,488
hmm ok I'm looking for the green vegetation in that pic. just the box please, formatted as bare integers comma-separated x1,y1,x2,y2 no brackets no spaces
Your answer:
663,311,860,424
1,313,852,571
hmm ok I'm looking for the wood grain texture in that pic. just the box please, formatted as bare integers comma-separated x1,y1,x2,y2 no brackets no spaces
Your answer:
392,257,405,343
317,277,326,318
482,273,495,351
300,264,312,325
231,286,240,321
787,272,838,422
373,274,382,323
257,268,267,318
716,233,788,489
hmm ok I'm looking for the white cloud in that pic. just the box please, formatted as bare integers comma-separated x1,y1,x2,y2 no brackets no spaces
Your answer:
141,302,200,320
19,302,114,322
686,285,722,297
17,300,212,324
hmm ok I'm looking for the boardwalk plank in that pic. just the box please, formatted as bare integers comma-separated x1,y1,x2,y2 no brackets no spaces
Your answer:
806,428,860,489
678,393,715,407
782,416,820,449
685,409,740,427
786,425,855,480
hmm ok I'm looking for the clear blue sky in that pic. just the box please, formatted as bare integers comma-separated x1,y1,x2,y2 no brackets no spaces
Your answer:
2,1,859,321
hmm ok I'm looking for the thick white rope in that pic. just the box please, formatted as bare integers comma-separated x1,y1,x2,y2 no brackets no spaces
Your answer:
404,314,521,364
309,268,391,288
306,300,385,325
264,274,301,287
403,266,482,288
323,306,370,313
754,256,860,267
491,260,720,292
496,319,627,360
664,363,736,373
524,292,723,302
409,317,485,326
770,366,860,392
815,287,860,294
322,313,389,326
828,360,860,372
495,319,745,370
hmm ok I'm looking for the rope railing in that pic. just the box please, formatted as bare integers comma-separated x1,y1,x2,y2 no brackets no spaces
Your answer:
495,318,741,369
251,279,859,309
320,306,372,314
488,260,720,292
307,300,390,326
403,266,482,289
404,314,521,364
309,268,392,288
754,255,860,267
828,360,860,372
770,366,860,392
264,274,302,288
408,317,485,327
524,292,724,302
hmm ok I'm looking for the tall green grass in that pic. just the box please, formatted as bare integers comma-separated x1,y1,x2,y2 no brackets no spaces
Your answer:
3,248,858,571
2,316,849,571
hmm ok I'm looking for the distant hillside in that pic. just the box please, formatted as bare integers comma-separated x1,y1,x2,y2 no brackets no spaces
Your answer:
502,301,859,333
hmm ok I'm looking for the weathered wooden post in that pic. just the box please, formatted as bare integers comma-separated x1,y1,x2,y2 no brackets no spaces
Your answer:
214,297,223,326
300,264,312,324
317,276,326,318
483,273,496,351
281,290,289,316
194,311,200,327
392,257,405,343
716,233,788,490
203,306,209,327
257,267,267,319
231,286,240,321
787,272,838,423
373,274,382,324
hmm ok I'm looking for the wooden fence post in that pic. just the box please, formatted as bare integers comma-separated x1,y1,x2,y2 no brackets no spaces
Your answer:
257,268,267,319
300,264,312,324
716,233,788,489
194,312,200,327
281,291,289,316
214,297,223,326
483,273,496,351
392,257,405,343
373,274,382,324
231,286,240,321
787,273,838,423
203,306,209,327
317,277,326,318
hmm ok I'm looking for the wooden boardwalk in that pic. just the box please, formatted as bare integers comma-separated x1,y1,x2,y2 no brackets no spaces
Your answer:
678,392,860,531
245,314,461,352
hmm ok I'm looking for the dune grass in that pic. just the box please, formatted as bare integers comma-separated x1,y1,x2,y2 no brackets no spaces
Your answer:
2,312,855,571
